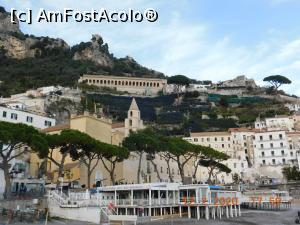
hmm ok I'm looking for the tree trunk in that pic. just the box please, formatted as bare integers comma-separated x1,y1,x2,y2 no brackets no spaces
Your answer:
150,160,161,182
193,164,199,183
176,158,185,183
87,163,91,189
166,159,173,182
137,153,143,184
2,160,12,199
207,169,214,185
110,171,115,185
56,154,66,189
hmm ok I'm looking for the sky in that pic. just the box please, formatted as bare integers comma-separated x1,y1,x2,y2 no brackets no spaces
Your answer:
1,0,300,95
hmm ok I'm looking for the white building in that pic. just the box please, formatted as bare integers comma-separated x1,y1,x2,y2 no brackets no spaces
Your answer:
184,131,245,184
165,84,186,94
187,84,210,92
255,115,299,132
286,132,300,169
184,125,300,184
0,104,55,129
252,130,293,180
285,103,300,112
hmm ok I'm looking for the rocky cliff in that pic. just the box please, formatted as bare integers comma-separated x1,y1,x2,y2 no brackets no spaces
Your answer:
0,6,163,77
0,7,69,59
0,6,164,96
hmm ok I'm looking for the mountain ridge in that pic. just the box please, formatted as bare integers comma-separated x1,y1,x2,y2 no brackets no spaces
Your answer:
0,6,164,97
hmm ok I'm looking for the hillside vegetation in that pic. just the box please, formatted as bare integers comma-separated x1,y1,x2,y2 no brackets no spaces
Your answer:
0,7,164,97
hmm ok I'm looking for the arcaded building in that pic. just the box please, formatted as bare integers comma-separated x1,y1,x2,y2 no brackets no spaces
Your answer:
78,74,167,95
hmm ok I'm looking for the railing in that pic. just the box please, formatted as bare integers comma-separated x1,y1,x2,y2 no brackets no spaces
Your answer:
49,190,68,205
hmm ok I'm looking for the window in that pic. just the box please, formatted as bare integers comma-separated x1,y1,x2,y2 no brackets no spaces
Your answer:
222,144,225,148
11,113,18,120
26,116,33,123
290,144,293,150
281,150,284,156
260,144,264,149
279,134,283,139
272,159,276,164
194,138,198,142
215,137,218,141
269,135,273,140
228,137,231,141
234,163,237,168
2,111,7,118
271,151,275,156
160,167,163,173
245,149,248,154
262,160,266,165
270,143,274,148
262,151,265,157
45,121,52,127
290,152,294,157
282,158,286,164
241,163,244,168
260,136,263,141
244,143,247,147
280,143,284,148
243,135,246,140
207,138,210,142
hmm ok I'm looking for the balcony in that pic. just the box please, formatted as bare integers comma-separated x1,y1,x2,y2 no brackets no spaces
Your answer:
259,154,288,158
258,146,287,150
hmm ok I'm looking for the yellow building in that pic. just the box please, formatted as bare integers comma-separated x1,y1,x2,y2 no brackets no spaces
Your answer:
30,98,189,187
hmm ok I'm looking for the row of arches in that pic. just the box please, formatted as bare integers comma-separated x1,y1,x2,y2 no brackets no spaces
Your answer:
85,79,161,88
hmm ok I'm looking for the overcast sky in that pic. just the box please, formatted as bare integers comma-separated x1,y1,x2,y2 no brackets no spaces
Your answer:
2,0,300,95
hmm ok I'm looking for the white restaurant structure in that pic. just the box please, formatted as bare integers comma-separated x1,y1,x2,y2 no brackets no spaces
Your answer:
48,182,242,224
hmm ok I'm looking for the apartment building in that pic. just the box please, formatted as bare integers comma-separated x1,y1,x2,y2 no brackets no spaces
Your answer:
184,131,247,184
0,102,56,198
255,115,300,132
286,132,300,169
0,103,55,130
184,123,300,184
